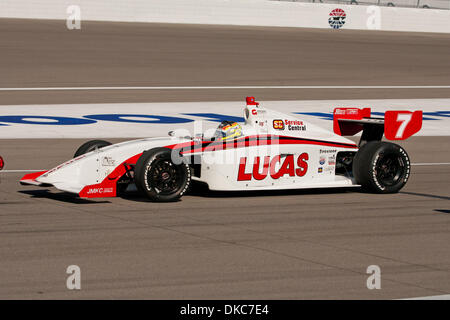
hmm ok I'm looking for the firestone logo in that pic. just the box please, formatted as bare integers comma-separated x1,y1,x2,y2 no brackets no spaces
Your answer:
238,153,309,181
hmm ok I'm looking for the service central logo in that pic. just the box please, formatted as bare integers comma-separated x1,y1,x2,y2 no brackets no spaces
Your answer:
329,8,346,29
273,119,284,130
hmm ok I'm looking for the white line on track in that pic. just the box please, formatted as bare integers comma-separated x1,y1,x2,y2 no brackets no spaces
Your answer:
399,294,450,300
1,163,449,173
0,86,450,91
411,162,450,166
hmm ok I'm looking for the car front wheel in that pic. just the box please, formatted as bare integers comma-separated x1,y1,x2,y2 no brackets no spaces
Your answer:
73,139,112,158
134,147,191,202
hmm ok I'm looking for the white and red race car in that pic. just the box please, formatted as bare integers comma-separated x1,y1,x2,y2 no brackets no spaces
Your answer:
20,97,422,202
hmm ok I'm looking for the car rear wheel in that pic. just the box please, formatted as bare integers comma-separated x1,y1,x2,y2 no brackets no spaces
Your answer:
134,147,191,202
73,140,112,158
352,141,410,193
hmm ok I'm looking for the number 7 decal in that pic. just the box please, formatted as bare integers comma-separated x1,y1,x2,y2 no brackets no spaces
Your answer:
384,111,422,140
395,113,412,139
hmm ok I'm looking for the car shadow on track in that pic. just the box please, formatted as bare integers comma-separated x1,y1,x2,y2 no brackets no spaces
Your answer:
19,189,111,204
187,184,360,199
400,191,450,201
114,181,362,202
116,191,358,203
18,183,361,204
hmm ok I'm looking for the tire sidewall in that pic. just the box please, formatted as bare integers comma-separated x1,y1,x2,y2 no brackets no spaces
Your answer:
353,141,411,193
135,148,191,202
370,143,410,193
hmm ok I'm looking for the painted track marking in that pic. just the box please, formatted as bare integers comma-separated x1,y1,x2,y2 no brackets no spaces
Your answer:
400,294,450,300
411,162,450,166
0,85,450,91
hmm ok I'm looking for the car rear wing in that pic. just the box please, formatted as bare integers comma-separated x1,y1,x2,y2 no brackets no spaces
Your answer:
333,108,422,146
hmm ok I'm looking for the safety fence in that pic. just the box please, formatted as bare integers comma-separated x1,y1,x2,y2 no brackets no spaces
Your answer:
1,0,449,33
277,0,450,9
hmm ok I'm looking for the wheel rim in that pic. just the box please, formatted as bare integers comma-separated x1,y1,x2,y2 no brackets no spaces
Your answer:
147,157,183,195
375,153,405,187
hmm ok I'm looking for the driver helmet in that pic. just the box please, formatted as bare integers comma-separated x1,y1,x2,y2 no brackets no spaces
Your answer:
214,121,243,141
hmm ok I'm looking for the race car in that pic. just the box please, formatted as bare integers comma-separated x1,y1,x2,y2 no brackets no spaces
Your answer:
20,97,422,202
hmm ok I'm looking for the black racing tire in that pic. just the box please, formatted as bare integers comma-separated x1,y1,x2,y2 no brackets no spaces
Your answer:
74,140,112,158
352,141,410,194
134,147,191,202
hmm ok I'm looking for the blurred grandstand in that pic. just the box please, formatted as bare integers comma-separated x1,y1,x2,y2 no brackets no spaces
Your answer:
276,0,449,9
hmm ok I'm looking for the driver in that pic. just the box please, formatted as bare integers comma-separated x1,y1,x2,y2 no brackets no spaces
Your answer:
214,121,243,141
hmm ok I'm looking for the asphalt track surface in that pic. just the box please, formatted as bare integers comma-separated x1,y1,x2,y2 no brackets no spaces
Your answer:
0,19,450,104
0,19,449,299
0,137,449,299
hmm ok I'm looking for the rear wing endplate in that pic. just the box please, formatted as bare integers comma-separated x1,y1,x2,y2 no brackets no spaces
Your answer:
333,108,422,146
